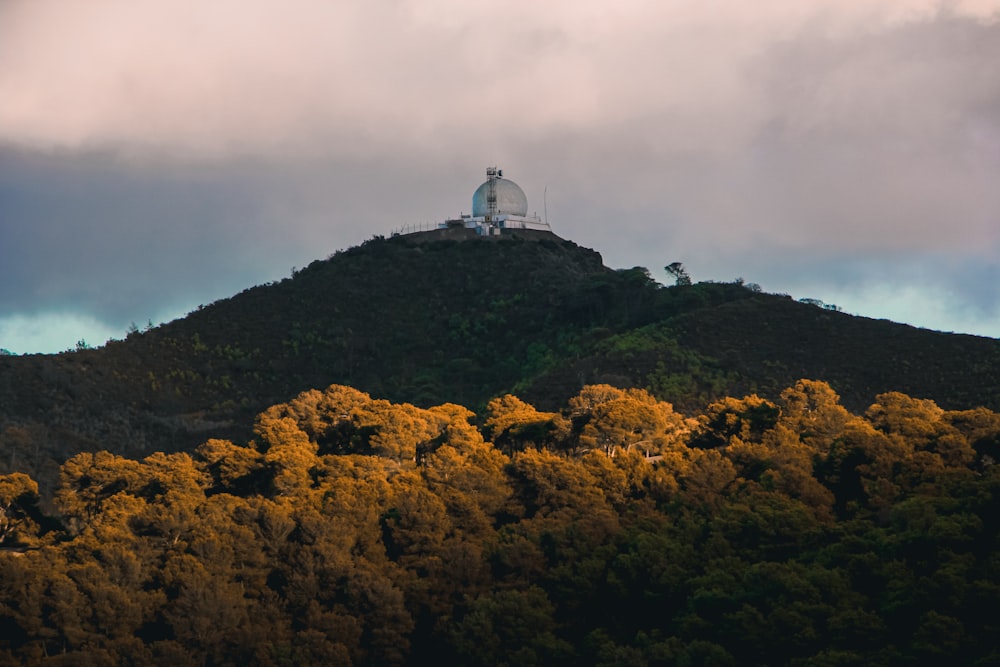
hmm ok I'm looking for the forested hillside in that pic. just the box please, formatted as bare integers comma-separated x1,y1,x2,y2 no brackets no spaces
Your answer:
2,232,999,496
2,380,999,665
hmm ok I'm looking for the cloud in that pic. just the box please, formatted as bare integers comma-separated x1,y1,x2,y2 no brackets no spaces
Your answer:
3,1,996,157
1,1,999,352
0,312,119,355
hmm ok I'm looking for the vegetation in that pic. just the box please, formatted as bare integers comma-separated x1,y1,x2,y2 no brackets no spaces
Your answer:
2,234,998,498
664,262,692,286
2,233,999,664
1,379,999,665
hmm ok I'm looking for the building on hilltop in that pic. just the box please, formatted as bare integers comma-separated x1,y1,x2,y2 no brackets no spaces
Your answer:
395,167,551,237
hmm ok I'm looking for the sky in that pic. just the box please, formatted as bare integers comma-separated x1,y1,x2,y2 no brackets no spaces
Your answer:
2,0,999,354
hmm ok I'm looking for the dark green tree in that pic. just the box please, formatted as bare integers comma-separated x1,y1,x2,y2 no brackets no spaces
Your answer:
664,261,692,286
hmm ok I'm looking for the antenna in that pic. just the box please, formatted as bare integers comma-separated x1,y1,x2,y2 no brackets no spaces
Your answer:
486,166,499,221
544,185,548,226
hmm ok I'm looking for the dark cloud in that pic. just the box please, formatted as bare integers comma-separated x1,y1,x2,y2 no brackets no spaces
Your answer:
1,149,301,325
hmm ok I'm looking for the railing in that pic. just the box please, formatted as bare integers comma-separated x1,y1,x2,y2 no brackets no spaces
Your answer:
390,222,439,236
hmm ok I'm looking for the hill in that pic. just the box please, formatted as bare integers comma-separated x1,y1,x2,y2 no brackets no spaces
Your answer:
1,230,999,493
523,289,1000,413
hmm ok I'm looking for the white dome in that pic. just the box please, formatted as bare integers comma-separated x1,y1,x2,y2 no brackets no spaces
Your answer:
472,177,528,217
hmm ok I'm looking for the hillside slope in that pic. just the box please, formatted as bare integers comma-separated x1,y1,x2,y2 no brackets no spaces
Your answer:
522,291,1000,413
1,231,999,493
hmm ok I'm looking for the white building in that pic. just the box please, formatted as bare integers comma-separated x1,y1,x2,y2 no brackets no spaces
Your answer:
439,167,551,236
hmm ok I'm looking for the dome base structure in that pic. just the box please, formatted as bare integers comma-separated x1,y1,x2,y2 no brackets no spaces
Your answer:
449,167,550,235
393,166,551,238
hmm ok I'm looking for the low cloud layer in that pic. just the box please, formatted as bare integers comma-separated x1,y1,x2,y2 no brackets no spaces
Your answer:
1,1,999,352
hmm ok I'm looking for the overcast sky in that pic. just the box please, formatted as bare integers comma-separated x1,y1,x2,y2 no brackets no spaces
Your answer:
2,0,999,354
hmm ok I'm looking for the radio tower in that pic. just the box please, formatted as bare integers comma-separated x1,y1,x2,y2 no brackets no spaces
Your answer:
485,166,499,221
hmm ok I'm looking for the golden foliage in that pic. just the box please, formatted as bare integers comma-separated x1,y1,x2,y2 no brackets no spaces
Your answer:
2,379,1000,665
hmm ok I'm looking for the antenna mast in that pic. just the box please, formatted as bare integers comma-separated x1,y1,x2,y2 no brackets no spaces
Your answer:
544,185,548,226
486,166,499,221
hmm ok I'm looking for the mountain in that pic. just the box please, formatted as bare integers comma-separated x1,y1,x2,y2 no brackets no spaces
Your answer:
2,229,999,494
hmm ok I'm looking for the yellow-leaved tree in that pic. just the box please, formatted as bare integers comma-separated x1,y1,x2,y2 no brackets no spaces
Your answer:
569,384,691,457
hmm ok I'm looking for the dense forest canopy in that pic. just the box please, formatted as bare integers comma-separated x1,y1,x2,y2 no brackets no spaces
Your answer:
2,379,999,666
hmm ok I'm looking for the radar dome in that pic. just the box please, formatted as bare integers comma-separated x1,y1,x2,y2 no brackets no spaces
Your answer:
472,175,529,217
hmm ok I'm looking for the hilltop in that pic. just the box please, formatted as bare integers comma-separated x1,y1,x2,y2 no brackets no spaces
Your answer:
1,231,999,493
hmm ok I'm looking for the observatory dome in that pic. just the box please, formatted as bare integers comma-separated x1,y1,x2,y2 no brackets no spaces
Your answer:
472,177,529,217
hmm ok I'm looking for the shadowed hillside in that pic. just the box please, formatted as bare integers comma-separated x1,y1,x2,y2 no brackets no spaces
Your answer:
1,231,999,494
522,290,1000,413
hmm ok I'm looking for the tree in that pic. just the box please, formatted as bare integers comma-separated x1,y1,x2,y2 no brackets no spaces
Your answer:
353,400,440,464
254,415,319,495
778,380,853,455
445,586,573,665
159,553,252,664
195,438,263,493
54,452,147,531
664,262,692,286
0,473,42,546
255,384,373,456
484,395,569,452
569,385,690,458
690,395,781,449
